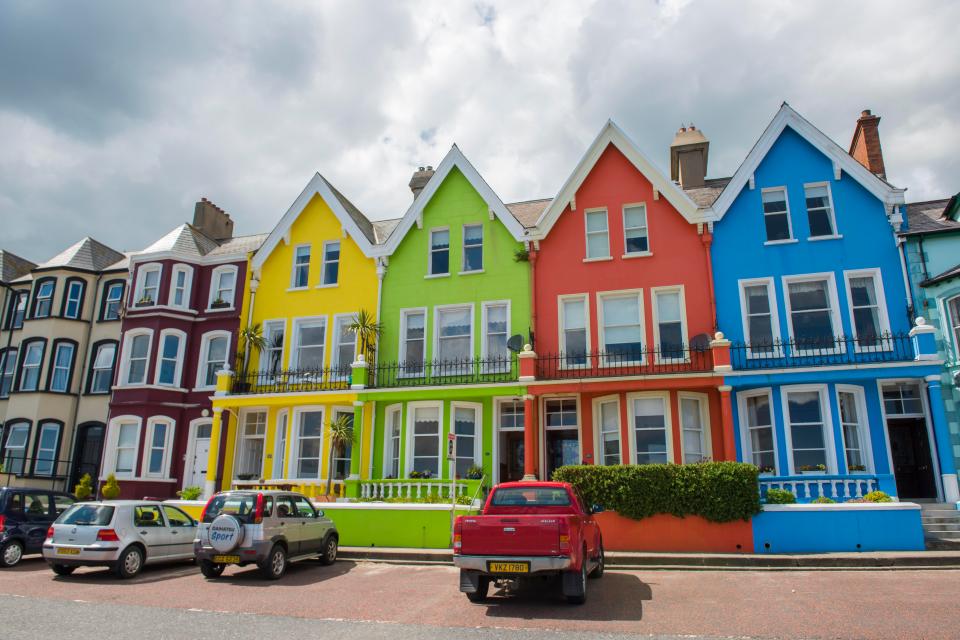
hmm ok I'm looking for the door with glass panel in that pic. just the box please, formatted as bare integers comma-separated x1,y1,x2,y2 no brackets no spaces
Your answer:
883,383,936,499
235,411,266,481
497,401,524,483
331,410,354,481
544,399,579,478
70,423,105,491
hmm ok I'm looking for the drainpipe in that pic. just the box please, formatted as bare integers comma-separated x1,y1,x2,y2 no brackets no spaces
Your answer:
375,257,386,365
65,272,102,492
896,236,915,322
243,272,259,369
700,224,718,332
527,242,538,346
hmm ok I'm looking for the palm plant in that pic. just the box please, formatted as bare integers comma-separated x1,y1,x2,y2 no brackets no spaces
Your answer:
326,414,355,497
348,309,382,363
236,323,268,379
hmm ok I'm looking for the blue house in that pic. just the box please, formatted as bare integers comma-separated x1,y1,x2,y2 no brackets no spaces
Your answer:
706,104,955,504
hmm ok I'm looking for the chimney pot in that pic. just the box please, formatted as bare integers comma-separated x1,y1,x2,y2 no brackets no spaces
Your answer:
408,165,436,200
861,109,872,117
670,123,709,189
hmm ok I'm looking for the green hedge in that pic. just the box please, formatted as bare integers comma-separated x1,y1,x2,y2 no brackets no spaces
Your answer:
552,462,762,523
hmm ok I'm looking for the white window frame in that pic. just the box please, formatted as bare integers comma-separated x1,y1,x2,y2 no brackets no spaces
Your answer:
319,240,341,287
207,265,238,310
33,279,55,318
842,268,892,352
678,391,711,463
195,330,231,389
260,319,286,375
803,181,839,239
450,401,482,477
737,388,780,475
761,186,794,244
781,384,837,475
835,384,873,474
33,421,61,477
89,342,116,393
290,406,325,481
433,303,474,368
119,328,154,386
597,289,645,366
428,227,450,276
626,391,673,465
592,395,622,466
405,401,443,479
461,224,484,273
64,280,84,319
481,300,511,372
134,263,162,305
399,308,428,377
947,294,960,361
330,406,355,481
584,208,611,260
558,293,591,369
0,347,17,397
622,202,651,257
49,342,75,392
290,316,327,371
102,282,124,320
290,243,311,289
737,277,783,358
383,404,403,479
234,409,268,480
19,341,45,391
141,417,175,479
2,422,30,475
103,416,142,479
168,264,194,308
781,272,844,355
154,328,187,388
651,285,689,363
273,409,289,479
331,313,358,379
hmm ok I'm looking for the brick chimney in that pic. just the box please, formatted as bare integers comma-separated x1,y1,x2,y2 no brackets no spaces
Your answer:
670,124,709,189
849,109,886,179
408,165,435,199
193,198,234,242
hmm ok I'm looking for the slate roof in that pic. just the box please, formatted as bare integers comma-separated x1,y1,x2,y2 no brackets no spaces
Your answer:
142,224,221,258
372,218,402,244
506,198,552,229
921,263,960,287
34,237,125,272
903,198,960,236
0,250,36,284
683,177,732,208
206,233,268,258
323,176,378,245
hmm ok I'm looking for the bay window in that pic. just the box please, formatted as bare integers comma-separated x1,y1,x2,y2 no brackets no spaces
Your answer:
156,331,185,387
436,306,472,367
134,265,161,305
197,332,229,388
18,341,45,391
169,265,192,308
121,331,152,386
88,342,117,393
101,281,124,320
2,422,30,475
33,421,61,476
144,419,173,478
0,348,16,397
599,291,643,364
48,341,75,392
740,391,776,473
113,421,139,477
7,291,27,328
208,266,237,309
784,387,832,473
63,279,85,319
33,279,55,318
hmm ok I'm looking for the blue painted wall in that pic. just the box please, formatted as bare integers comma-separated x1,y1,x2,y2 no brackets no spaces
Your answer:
753,505,925,553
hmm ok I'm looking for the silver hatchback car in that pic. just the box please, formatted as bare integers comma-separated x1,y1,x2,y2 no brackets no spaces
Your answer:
43,501,197,578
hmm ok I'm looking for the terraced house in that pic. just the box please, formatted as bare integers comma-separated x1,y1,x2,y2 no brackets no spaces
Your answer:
0,239,127,493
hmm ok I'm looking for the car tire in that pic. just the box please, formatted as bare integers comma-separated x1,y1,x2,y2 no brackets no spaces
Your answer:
199,560,225,578
259,544,286,580
589,542,604,579
0,540,24,568
564,559,588,605
50,564,76,576
466,576,490,603
114,546,144,579
319,535,338,566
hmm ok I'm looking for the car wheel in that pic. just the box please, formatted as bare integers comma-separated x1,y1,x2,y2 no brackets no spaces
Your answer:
589,542,604,579
0,540,24,568
51,564,76,576
199,560,225,578
466,576,490,603
259,544,286,580
565,560,588,605
319,535,338,566
114,546,144,579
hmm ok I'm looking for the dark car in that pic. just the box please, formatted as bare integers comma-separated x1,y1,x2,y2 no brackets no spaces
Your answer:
0,487,76,567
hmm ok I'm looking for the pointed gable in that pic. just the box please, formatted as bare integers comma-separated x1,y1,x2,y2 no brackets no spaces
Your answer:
35,237,125,272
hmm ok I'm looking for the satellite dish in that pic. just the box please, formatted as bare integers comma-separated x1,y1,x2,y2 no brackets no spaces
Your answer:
689,333,712,352
506,334,524,353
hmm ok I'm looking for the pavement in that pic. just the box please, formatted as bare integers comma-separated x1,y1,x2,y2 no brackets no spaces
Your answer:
1,554,959,639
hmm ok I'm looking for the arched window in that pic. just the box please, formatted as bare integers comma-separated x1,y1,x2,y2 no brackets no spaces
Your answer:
196,330,231,388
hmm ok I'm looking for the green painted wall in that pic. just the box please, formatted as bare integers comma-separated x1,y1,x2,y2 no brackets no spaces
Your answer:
321,504,474,548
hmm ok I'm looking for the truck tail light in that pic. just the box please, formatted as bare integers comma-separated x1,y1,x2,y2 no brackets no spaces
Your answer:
253,492,265,524
0,514,5,532
452,517,463,554
558,519,571,554
200,495,215,522
46,526,54,540
97,529,120,542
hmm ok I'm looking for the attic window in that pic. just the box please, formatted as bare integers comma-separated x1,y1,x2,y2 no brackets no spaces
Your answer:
761,188,792,242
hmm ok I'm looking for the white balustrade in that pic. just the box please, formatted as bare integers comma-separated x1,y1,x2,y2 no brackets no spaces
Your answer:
760,476,878,501
360,481,470,500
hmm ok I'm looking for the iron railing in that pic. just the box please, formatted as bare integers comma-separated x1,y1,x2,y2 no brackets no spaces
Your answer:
729,333,915,370
536,346,713,380
370,355,518,388
231,367,351,395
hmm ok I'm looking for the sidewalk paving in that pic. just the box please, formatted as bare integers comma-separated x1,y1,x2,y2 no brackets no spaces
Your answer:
339,546,960,570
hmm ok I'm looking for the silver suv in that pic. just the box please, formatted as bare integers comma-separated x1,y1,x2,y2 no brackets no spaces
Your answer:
194,490,338,580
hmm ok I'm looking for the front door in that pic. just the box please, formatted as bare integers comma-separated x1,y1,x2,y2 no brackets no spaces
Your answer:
70,423,105,492
186,422,212,488
545,430,579,479
499,431,525,483
889,417,937,499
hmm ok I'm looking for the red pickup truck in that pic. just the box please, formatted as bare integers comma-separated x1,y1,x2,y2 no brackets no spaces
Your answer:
452,481,604,604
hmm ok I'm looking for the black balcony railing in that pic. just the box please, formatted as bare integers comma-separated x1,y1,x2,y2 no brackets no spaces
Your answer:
729,332,915,370
536,346,714,380
231,367,351,395
370,355,518,388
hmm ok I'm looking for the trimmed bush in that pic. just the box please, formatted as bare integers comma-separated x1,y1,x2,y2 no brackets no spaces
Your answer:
177,486,202,501
764,488,797,504
101,473,121,500
811,495,836,504
74,473,94,500
552,462,761,523
863,490,893,503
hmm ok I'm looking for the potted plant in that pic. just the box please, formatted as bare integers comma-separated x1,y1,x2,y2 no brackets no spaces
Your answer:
74,473,94,501
135,295,154,307
348,309,383,365
797,464,827,474
757,464,775,475
465,464,484,480
101,474,121,499
176,486,202,500
409,470,423,479
233,323,268,393
210,297,230,309
325,415,355,498
236,473,256,481
848,464,867,473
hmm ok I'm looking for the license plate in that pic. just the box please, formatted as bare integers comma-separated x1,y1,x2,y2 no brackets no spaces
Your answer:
488,561,529,574
213,555,240,564
56,547,80,555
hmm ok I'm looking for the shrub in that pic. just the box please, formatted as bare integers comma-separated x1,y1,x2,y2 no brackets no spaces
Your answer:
863,490,893,503
551,462,761,523
177,486,202,501
811,496,836,504
765,488,797,504
101,473,121,500
74,473,94,500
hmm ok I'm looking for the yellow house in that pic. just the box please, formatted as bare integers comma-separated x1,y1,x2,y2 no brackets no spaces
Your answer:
206,174,393,498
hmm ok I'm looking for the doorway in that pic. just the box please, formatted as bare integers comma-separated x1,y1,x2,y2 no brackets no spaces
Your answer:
498,431,524,482
543,398,580,479
889,417,937,499
70,422,105,491
185,421,212,488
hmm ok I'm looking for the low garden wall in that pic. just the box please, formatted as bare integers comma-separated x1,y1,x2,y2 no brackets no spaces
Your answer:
596,511,755,553
317,503,474,548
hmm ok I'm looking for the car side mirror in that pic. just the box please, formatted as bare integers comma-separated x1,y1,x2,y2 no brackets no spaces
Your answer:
316,510,324,518
192,519,199,526
591,504,604,515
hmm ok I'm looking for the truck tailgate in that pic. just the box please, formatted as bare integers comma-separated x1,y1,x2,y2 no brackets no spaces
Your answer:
460,515,561,556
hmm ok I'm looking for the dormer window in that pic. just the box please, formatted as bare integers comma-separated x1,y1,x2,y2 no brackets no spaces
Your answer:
32,279,56,318
761,188,792,242
208,266,237,310
169,265,193,308
134,264,162,306
804,183,838,238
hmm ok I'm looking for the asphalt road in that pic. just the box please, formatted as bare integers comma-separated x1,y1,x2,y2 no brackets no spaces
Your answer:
1,555,958,639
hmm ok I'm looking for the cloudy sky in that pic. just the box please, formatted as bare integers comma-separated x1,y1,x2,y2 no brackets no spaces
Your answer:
1,0,958,260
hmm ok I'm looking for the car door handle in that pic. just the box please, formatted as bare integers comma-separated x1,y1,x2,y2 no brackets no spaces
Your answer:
140,531,148,535
280,522,285,526
171,530,179,535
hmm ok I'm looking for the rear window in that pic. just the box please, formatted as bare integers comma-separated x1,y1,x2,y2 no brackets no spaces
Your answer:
490,487,572,507
203,493,260,524
58,504,115,526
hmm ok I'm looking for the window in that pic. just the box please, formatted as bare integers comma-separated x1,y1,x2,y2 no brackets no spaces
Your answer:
144,419,173,477
429,229,450,275
599,292,643,364
122,331,151,385
88,342,117,393
320,241,340,286
623,204,649,254
679,394,708,464
332,410,353,480
292,319,325,370
785,276,839,350
62,279,85,319
18,341,45,391
784,388,831,473
261,321,285,375
32,279,55,318
630,395,669,464
482,302,509,371
804,183,837,238
163,506,193,527
740,280,778,354
741,391,776,473
198,333,229,387
274,411,288,478
113,421,139,476
545,398,578,427
595,398,621,466
844,270,890,348
169,265,192,308
384,405,402,478
134,505,165,528
882,383,924,415
410,405,441,477
235,411,266,479
837,387,868,472
653,288,686,360
544,398,579,473
7,291,27,329
48,341,75,392
2,422,30,475
585,209,610,259
291,245,311,288
101,281,124,320
134,265,161,305
949,296,960,359
156,331,185,387
0,348,16,397
498,400,524,430
462,224,483,272
453,404,480,477
400,310,426,374
208,266,236,308
332,315,356,378
294,409,323,479
560,296,589,366
436,306,472,365
761,187,791,242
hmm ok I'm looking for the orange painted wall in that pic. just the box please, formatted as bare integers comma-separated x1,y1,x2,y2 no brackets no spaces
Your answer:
596,511,754,553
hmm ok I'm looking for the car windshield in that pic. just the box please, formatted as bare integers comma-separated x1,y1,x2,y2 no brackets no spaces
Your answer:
490,487,571,507
203,494,258,523
58,504,115,526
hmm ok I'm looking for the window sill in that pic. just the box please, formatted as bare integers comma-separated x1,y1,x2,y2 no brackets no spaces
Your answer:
113,384,189,393
807,234,843,242
458,269,485,276
582,256,613,263
424,273,451,279
621,252,653,259
315,283,339,289
128,304,197,315
205,306,236,314
192,386,217,392
764,239,799,246
286,286,310,292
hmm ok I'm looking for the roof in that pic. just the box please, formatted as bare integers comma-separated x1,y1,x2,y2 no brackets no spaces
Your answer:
325,180,377,245
103,253,132,272
902,198,960,236
683,177,731,208
506,198,552,229
206,233,268,258
710,103,906,220
34,237,125,273
372,218,402,244
141,224,221,259
921,262,960,287
0,250,36,284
